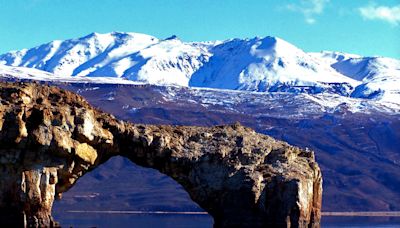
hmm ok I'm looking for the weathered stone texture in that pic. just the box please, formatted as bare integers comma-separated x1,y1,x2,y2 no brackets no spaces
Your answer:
0,82,322,227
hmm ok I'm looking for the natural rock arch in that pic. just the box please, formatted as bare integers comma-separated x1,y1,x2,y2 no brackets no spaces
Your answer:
51,155,213,215
0,82,322,227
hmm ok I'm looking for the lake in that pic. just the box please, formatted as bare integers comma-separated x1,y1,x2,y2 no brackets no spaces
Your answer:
53,212,400,227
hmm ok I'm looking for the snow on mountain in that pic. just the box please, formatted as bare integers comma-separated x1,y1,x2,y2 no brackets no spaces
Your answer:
105,36,212,86
0,32,358,92
0,64,55,79
1,63,398,113
0,32,213,86
1,32,399,103
332,57,399,82
309,51,361,65
189,37,358,92
337,58,400,103
0,32,159,77
311,51,400,104
0,64,141,84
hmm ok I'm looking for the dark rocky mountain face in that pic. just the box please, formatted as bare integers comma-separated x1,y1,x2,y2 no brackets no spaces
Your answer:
54,83,400,212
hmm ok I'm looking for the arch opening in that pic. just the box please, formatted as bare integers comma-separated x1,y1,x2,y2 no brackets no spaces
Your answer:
52,156,213,227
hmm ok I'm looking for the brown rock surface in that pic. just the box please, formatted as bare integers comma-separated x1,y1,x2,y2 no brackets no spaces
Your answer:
0,82,322,227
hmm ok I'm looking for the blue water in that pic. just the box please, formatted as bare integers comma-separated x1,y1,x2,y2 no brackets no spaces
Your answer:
54,213,400,228
55,213,213,228
322,216,400,228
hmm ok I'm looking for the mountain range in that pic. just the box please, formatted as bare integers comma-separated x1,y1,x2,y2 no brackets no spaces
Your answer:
1,32,399,104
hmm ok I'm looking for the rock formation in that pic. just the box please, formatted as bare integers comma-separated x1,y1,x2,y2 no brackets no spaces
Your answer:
0,82,322,228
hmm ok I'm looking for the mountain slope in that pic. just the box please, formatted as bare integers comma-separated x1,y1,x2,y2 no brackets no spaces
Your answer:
1,32,399,101
0,32,355,89
0,32,212,86
332,57,400,102
309,51,361,65
312,51,400,103
0,64,141,84
189,37,357,92
0,32,159,77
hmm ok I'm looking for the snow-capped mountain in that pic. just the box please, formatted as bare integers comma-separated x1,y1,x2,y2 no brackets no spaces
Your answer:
189,37,357,92
0,32,158,76
1,32,399,102
0,64,141,84
0,32,212,86
311,51,400,103
309,51,361,65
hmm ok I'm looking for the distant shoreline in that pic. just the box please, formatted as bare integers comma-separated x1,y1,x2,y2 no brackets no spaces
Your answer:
321,211,400,217
66,210,209,215
65,210,400,217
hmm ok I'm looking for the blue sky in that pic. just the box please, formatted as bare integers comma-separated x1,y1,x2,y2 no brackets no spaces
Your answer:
0,0,399,58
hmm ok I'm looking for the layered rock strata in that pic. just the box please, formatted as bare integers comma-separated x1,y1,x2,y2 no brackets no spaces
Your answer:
0,82,322,227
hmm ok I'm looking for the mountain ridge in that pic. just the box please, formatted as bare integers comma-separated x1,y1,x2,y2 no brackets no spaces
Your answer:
0,32,399,103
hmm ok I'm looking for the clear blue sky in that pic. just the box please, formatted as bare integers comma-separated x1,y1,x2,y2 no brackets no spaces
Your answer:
0,0,399,58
